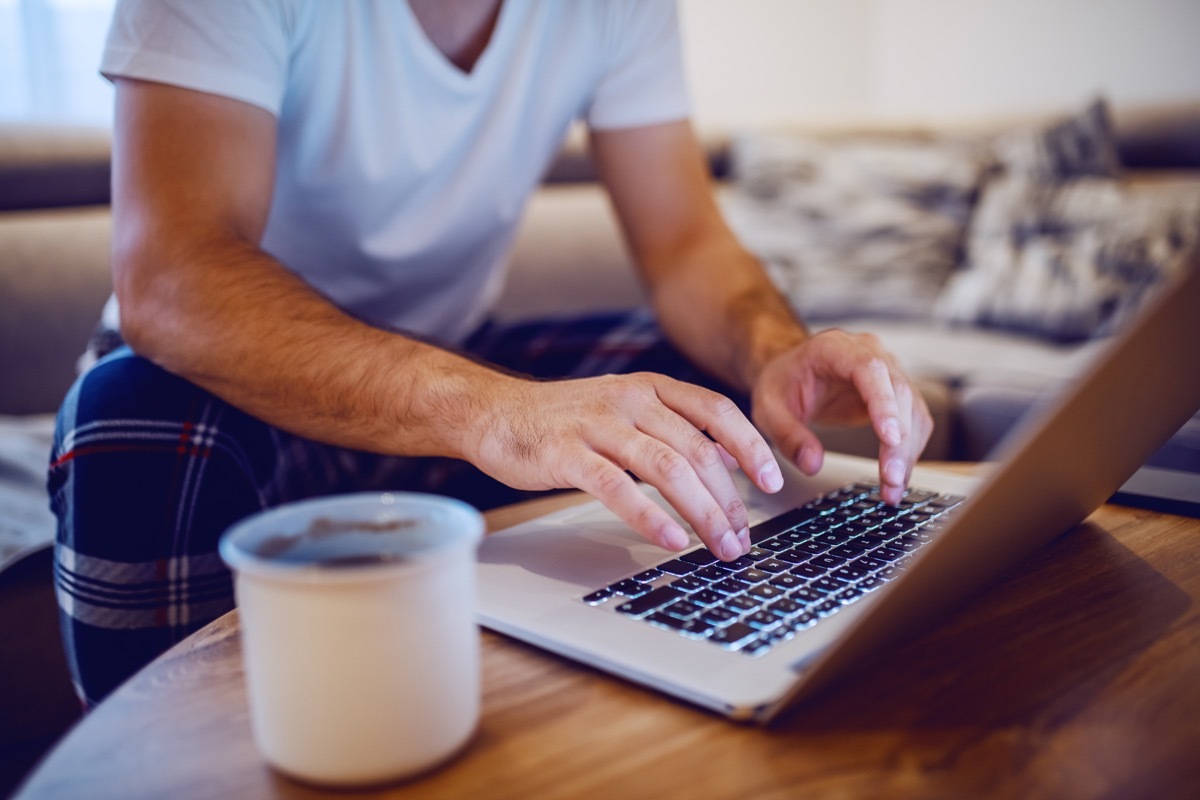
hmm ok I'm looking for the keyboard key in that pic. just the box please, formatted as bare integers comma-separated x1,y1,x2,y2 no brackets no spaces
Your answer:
680,549,718,566
928,493,965,509
633,568,663,583
715,555,759,572
582,589,613,605
789,562,824,579
694,565,729,582
747,583,786,602
607,579,649,598
656,559,699,576
742,637,774,656
755,536,794,553
663,600,702,620
713,577,751,595
723,595,759,613
777,548,814,565
614,585,684,617
645,611,687,630
813,531,851,546
769,573,803,591
744,611,784,631
794,540,830,555
756,558,790,573
671,576,708,593
734,568,771,584
811,554,847,570
700,607,739,626
790,586,825,603
904,489,938,506
690,589,724,607
768,597,804,617
678,618,716,637
708,622,758,649
749,506,821,544
809,577,848,593
870,545,906,562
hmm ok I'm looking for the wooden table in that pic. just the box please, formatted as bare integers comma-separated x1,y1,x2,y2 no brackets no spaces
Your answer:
15,468,1200,799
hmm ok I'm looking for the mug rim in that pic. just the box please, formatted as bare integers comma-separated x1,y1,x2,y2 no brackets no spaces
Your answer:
218,492,484,583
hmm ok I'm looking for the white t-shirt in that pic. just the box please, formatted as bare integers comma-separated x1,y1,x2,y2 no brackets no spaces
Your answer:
100,0,690,342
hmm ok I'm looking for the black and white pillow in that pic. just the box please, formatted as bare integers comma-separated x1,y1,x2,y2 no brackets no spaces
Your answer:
992,97,1123,181
936,98,1200,341
722,131,993,321
935,175,1200,341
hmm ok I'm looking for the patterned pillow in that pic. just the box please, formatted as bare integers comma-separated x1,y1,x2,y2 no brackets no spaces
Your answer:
992,97,1123,180
934,175,1200,341
721,131,994,321
935,98,1200,341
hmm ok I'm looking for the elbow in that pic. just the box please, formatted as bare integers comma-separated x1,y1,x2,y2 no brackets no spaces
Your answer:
109,226,179,363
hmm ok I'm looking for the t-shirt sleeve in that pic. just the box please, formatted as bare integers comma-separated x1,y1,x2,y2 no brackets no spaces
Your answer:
100,0,290,116
586,0,691,131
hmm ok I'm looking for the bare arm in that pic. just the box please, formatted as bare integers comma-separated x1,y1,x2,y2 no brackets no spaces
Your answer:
112,80,781,561
591,121,933,503
112,78,503,459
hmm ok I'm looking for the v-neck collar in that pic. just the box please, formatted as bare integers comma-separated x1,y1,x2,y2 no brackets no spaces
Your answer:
399,0,516,91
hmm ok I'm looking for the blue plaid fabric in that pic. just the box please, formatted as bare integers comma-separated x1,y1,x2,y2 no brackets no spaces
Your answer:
49,310,739,706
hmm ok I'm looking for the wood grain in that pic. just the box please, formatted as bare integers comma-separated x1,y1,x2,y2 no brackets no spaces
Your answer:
15,471,1200,800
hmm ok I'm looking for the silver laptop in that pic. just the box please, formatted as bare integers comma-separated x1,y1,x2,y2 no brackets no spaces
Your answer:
475,247,1200,723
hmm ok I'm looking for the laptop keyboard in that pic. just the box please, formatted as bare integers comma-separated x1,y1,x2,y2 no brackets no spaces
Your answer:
582,482,965,657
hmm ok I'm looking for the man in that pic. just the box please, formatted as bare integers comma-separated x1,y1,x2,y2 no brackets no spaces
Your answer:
50,0,932,706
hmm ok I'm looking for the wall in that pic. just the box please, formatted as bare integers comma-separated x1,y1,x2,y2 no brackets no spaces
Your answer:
680,0,1200,129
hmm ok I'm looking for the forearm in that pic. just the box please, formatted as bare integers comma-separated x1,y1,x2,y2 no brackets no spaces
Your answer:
646,233,809,394
116,236,510,459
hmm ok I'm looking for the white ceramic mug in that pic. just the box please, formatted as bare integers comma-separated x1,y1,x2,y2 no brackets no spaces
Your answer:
219,492,485,787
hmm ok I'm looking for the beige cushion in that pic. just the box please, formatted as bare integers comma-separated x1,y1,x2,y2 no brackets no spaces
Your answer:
0,207,112,414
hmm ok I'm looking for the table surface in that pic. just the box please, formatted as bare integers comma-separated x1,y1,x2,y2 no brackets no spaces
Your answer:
15,465,1200,800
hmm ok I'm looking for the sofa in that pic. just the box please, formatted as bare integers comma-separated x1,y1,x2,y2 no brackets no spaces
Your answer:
2,100,1199,792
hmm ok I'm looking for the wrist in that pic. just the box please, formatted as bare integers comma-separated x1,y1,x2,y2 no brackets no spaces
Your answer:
740,317,810,391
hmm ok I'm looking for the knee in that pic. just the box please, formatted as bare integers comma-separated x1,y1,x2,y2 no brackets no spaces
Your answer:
58,346,209,427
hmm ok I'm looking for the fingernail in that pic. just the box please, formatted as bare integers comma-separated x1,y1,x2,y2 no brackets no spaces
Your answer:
737,527,750,549
758,465,783,493
885,458,906,487
719,530,741,561
882,418,902,447
795,447,813,476
661,525,689,551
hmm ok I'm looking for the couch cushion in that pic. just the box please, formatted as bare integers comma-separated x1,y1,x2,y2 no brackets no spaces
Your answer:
0,207,112,415
0,125,111,212
493,184,646,322
720,129,993,323
934,175,1200,342
990,97,1123,180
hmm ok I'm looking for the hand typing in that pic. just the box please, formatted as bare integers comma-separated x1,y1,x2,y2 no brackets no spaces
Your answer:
751,329,934,506
468,372,783,561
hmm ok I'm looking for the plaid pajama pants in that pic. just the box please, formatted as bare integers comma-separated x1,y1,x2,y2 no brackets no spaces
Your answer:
48,310,740,707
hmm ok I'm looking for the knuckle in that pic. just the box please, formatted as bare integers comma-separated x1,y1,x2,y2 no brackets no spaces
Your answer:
692,435,723,469
703,392,740,420
654,448,692,482
700,503,729,534
589,462,629,498
632,502,661,533
856,332,883,350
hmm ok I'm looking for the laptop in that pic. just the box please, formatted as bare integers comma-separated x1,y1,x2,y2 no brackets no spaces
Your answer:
475,246,1200,723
